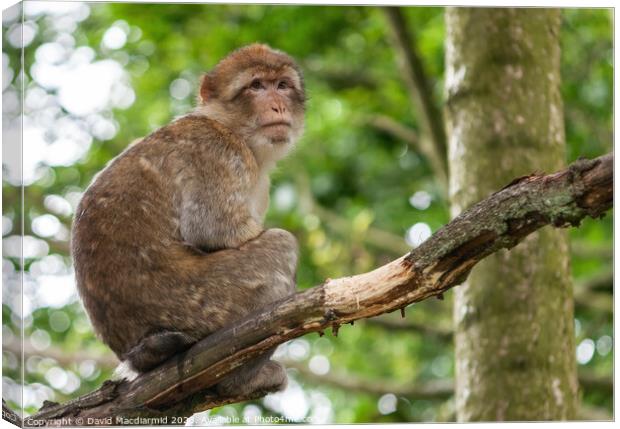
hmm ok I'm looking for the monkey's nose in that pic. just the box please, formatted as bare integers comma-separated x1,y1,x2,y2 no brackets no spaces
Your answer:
271,104,287,114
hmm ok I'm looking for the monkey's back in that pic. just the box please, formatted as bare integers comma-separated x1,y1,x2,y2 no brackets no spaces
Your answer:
72,115,257,358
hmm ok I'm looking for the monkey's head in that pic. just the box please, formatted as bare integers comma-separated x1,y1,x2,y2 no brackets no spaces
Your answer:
197,44,306,167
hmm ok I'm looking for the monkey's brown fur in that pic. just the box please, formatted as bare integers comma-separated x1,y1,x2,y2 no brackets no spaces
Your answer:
72,44,304,396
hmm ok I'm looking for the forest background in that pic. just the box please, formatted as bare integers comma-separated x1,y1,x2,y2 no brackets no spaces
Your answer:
1,2,613,423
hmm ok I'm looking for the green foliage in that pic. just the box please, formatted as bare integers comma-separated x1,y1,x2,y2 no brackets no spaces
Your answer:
2,4,612,422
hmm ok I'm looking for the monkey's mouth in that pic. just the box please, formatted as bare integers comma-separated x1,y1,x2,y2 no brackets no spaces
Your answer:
262,121,291,128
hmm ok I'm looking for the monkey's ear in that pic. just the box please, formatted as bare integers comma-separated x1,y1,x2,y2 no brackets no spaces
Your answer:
199,74,210,104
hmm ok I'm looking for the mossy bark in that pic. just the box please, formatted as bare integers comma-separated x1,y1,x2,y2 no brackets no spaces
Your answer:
445,8,578,421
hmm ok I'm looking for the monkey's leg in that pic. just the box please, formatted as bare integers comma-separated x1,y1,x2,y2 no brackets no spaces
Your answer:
122,229,297,387
215,350,287,397
123,330,197,372
210,228,298,396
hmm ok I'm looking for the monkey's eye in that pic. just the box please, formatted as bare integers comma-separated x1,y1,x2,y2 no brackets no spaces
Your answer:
249,79,263,90
277,81,289,90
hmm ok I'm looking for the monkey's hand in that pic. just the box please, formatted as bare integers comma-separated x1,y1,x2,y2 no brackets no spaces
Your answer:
229,216,264,248
182,214,262,251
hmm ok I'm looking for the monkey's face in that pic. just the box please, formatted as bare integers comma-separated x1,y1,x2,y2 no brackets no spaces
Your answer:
197,44,306,166
248,78,299,143
214,69,305,164
241,71,305,149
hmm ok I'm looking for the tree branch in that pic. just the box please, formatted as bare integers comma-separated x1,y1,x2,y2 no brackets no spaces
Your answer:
381,7,448,185
295,172,411,256
287,360,453,399
571,241,613,260
365,317,453,340
25,153,613,425
307,65,377,91
578,268,613,293
577,371,614,394
574,289,612,315
288,359,612,401
367,266,613,339
7,313,611,405
366,114,420,146
309,201,411,255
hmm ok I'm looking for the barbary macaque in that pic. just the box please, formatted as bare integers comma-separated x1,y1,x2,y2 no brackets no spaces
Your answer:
72,44,304,396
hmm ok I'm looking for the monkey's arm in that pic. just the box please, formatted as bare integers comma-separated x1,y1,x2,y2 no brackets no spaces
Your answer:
177,142,263,251
179,187,262,250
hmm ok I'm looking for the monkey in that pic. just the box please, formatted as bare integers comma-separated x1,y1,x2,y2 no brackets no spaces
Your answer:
71,44,305,397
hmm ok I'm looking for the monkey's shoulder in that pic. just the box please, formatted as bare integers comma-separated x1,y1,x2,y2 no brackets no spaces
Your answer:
138,115,256,169
80,114,257,204
167,115,246,149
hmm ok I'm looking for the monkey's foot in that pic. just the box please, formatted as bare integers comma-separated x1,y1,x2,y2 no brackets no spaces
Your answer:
124,330,196,372
216,360,287,397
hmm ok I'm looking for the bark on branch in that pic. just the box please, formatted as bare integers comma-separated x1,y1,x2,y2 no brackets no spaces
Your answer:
25,153,613,426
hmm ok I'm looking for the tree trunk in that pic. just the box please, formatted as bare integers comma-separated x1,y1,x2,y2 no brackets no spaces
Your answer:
445,8,578,421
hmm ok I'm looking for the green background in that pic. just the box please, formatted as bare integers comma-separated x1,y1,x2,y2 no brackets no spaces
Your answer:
2,3,612,422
